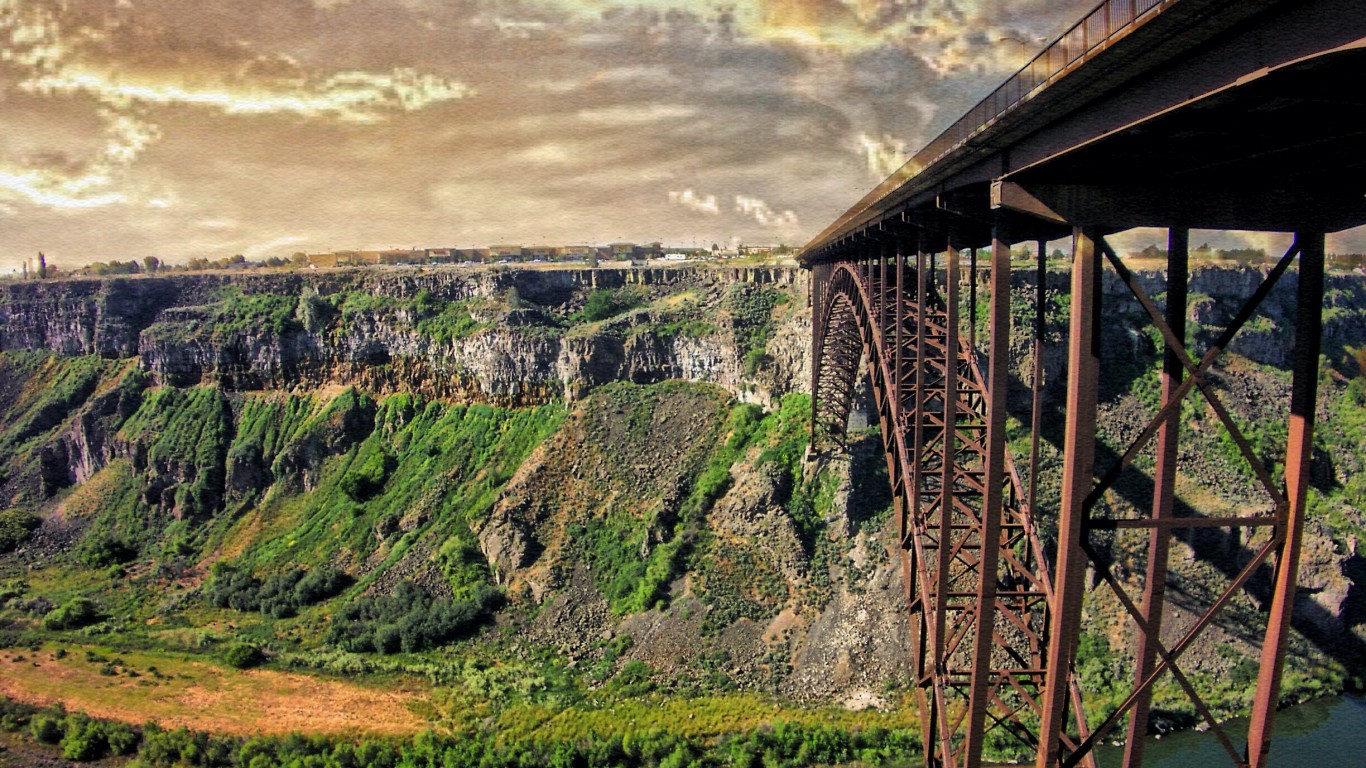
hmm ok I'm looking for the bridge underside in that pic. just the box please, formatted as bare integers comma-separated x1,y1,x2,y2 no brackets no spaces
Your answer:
805,4,1363,766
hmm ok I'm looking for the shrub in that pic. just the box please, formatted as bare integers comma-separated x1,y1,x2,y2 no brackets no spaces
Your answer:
80,535,136,568
60,713,108,761
223,643,265,669
204,565,351,617
608,660,656,697
339,448,396,501
105,720,140,756
326,580,502,654
30,712,63,743
43,597,104,631
0,510,40,553
573,288,646,323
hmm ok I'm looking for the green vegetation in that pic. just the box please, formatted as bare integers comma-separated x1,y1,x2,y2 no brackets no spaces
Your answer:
723,283,788,376
325,581,502,654
0,695,922,767
0,509,40,552
0,354,108,458
207,287,300,336
204,564,351,619
573,287,648,323
119,386,233,520
42,597,105,630
222,643,265,669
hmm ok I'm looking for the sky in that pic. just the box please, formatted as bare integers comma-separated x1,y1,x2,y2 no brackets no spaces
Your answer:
0,0,1360,272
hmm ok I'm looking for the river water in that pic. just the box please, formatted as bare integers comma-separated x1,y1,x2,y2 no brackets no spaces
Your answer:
1092,695,1366,766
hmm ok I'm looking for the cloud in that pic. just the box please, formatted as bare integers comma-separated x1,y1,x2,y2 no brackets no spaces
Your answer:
0,0,1106,267
21,67,473,123
0,0,475,215
243,234,307,259
577,103,696,125
513,142,577,165
856,132,908,178
492,18,550,38
735,194,798,228
544,0,1090,75
668,188,719,215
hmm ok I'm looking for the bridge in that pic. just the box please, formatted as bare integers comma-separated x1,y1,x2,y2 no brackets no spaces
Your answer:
800,1,1366,766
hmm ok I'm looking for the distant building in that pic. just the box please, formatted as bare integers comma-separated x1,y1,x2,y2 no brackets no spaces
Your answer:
489,244,524,261
378,249,422,265
554,245,594,261
738,245,778,256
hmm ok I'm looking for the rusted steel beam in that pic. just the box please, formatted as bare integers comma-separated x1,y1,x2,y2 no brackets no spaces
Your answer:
1028,239,1047,528
1088,515,1278,530
969,247,978,352
1246,231,1325,768
1037,228,1101,768
963,219,1012,764
1123,227,1187,768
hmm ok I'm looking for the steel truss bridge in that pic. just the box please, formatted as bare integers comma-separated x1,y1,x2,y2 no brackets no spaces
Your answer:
800,1,1366,766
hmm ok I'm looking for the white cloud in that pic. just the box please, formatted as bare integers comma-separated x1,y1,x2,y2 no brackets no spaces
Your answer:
0,3,474,214
577,104,696,125
735,194,798,228
21,67,474,123
492,17,550,39
244,235,307,259
513,142,576,165
857,132,909,179
668,188,719,215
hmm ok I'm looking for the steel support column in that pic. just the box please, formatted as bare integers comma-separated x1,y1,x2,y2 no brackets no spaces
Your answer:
1037,228,1102,768
1123,228,1188,767
963,218,1012,764
1028,239,1047,520
1246,231,1325,768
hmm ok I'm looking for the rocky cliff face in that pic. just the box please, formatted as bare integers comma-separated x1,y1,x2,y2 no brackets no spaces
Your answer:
1,263,1362,710
0,267,809,408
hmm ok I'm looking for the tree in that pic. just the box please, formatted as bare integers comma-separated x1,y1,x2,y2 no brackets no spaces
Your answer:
143,256,160,274
37,252,47,279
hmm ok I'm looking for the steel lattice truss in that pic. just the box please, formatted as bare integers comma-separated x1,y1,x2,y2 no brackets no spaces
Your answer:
811,248,1075,767
808,224,1327,768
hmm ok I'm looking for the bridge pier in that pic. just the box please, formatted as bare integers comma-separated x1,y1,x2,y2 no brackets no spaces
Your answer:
1247,232,1325,768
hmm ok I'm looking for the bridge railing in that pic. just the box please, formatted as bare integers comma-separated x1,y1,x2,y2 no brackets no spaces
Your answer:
918,0,1167,173
802,0,1174,256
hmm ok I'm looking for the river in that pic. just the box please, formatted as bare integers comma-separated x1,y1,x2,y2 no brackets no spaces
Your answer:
1094,695,1366,767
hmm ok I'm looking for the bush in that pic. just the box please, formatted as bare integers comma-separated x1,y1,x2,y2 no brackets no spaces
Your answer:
573,288,646,323
30,712,63,743
80,535,136,568
339,448,396,501
0,510,40,553
204,565,351,617
42,597,104,631
223,643,265,669
326,580,502,654
105,720,140,756
608,660,655,697
60,713,108,761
